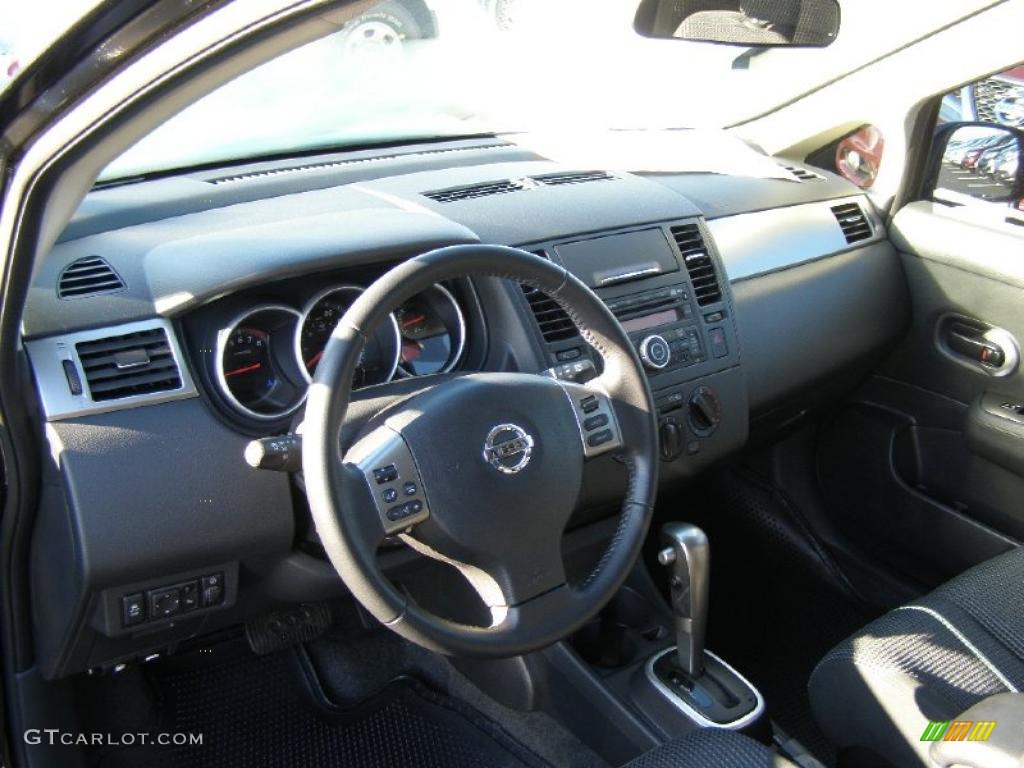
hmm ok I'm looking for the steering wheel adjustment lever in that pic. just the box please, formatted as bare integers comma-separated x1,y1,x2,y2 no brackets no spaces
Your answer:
346,425,431,535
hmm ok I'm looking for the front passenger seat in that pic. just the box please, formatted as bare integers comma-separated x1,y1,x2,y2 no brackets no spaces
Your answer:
810,546,1024,766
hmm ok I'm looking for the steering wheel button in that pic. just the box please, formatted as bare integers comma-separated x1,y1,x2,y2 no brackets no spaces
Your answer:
402,481,418,497
373,464,398,484
387,502,416,522
587,429,614,448
382,488,398,503
584,413,609,431
580,396,599,413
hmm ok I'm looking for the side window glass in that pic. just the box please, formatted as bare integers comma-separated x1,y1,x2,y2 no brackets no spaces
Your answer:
934,65,1024,225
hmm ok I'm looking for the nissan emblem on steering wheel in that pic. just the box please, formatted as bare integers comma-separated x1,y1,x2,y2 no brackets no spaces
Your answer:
483,423,535,474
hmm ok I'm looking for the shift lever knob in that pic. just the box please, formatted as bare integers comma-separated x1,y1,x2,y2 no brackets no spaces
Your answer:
657,522,709,677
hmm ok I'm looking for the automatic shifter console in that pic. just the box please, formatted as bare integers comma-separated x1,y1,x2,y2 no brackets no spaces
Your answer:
648,522,764,728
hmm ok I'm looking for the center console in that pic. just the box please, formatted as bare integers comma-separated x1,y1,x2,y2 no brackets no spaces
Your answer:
521,220,748,476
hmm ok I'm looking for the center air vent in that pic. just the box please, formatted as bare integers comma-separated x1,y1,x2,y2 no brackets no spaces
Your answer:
76,327,182,402
671,224,722,306
424,179,524,203
521,252,579,344
831,202,872,244
533,171,613,186
58,256,124,298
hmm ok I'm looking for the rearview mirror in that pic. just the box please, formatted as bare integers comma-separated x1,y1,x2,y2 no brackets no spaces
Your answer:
929,122,1024,209
634,0,840,47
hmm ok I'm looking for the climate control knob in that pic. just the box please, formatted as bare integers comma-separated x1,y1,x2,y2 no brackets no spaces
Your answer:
638,334,672,371
688,386,722,436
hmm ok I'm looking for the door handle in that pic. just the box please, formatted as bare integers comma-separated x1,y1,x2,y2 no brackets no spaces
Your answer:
946,323,1006,367
936,314,1020,377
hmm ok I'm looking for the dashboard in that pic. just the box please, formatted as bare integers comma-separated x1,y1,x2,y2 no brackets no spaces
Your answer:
21,137,907,678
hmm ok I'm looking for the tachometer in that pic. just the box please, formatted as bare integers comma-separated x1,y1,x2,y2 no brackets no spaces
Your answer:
296,285,400,387
395,284,465,376
216,305,304,420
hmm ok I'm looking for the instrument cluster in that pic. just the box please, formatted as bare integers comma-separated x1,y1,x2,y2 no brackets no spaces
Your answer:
213,282,466,421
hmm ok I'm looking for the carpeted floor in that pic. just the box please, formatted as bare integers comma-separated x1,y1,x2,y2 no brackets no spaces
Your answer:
74,628,608,768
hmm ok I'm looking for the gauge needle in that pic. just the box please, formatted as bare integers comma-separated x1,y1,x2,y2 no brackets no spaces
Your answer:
225,362,262,377
306,351,324,368
401,314,427,328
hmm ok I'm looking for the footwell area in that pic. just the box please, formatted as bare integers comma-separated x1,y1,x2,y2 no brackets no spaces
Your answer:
654,469,878,766
77,640,551,768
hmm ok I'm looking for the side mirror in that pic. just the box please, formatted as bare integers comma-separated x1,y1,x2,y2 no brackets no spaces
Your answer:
928,122,1024,208
634,0,840,47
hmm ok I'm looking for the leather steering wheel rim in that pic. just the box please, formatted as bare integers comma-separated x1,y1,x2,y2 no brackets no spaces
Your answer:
303,244,659,657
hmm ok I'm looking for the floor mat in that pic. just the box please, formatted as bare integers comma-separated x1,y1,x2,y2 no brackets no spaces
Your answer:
657,469,877,766
84,642,552,768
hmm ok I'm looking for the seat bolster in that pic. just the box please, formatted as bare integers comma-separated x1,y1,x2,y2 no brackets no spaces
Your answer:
623,728,794,768
809,601,1015,767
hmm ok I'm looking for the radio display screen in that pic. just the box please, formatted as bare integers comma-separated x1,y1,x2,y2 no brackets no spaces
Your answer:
620,309,678,334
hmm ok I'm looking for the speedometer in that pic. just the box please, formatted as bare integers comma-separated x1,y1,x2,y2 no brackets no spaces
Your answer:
296,285,400,387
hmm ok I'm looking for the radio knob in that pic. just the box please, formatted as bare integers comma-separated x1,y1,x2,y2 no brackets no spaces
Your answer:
639,334,672,371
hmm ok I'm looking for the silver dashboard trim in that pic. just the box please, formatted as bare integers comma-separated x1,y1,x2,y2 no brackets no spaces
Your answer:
644,647,766,730
25,317,197,421
707,195,884,283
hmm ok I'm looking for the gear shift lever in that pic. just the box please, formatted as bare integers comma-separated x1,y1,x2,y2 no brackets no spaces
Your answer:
657,522,709,677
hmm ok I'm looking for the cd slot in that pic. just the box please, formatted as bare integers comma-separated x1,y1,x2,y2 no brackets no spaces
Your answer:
614,296,679,322
604,286,689,322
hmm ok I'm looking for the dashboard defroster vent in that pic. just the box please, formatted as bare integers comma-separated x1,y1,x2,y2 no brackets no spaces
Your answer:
671,224,722,306
424,171,616,203
76,327,182,402
780,164,825,182
830,202,872,244
424,179,524,203
533,171,613,186
58,256,124,298
521,252,579,344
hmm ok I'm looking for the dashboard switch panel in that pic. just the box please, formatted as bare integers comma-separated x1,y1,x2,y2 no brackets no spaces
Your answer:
115,568,232,632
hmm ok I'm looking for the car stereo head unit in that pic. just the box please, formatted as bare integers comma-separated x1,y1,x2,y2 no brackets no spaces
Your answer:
604,285,706,373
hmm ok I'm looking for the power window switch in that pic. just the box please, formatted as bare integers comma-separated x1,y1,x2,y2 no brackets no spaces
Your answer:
122,593,145,627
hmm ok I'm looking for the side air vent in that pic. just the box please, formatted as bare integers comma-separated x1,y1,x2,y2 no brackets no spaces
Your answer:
780,163,825,182
521,252,579,344
831,202,872,244
58,256,125,299
671,224,722,306
424,179,524,203
76,327,182,402
534,170,613,186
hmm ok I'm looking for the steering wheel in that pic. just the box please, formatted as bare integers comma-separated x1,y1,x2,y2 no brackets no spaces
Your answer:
303,245,659,657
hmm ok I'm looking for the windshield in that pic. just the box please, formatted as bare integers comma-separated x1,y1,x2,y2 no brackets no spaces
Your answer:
102,0,1001,180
